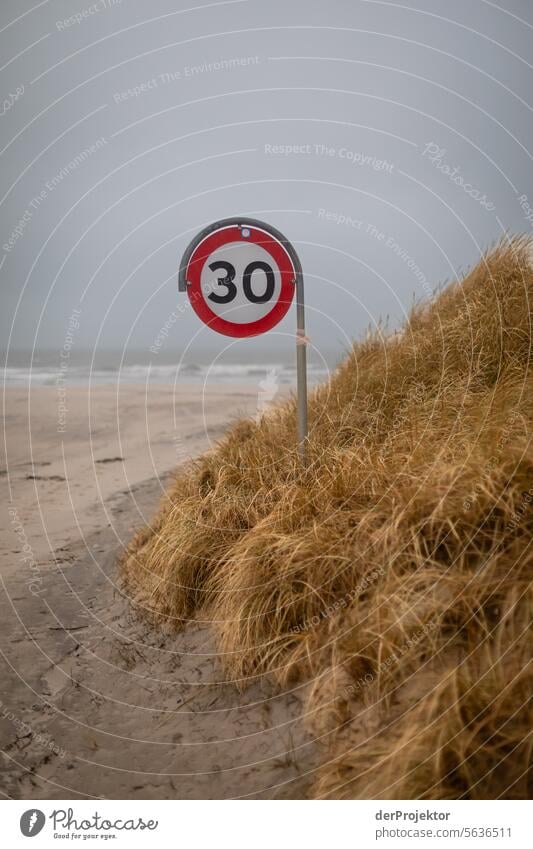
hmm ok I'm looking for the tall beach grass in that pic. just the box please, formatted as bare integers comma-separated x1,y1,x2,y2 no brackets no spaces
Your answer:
122,237,532,799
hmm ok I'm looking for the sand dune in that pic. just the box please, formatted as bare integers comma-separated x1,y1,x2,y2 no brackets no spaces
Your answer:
122,240,533,800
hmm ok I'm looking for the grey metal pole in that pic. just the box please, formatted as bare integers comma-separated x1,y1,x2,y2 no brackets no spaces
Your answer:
295,270,308,465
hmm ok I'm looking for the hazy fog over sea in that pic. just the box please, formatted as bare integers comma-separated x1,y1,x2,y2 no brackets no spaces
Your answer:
3,0,532,373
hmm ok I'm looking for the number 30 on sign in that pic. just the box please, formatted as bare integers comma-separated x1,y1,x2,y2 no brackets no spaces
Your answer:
178,218,300,337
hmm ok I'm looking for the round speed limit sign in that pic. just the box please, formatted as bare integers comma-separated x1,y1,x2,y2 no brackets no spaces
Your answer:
178,218,300,337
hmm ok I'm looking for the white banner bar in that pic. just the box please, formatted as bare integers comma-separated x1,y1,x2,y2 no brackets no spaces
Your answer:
1,799,530,848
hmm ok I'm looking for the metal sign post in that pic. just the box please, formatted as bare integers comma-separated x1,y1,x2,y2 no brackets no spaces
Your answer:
178,217,308,463
295,266,308,465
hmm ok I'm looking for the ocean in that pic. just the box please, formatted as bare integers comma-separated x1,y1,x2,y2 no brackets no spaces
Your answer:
3,349,338,387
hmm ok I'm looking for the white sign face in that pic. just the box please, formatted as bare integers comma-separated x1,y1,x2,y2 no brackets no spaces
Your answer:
199,241,282,324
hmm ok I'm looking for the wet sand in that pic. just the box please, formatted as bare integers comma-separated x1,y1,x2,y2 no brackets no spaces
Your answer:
0,384,317,799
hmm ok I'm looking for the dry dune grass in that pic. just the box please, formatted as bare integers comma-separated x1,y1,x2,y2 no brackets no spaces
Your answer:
121,237,532,799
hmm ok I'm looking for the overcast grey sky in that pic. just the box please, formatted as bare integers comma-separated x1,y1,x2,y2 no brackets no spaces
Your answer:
1,0,532,363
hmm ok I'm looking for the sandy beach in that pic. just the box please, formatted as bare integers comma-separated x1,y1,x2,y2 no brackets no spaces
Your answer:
1,383,317,799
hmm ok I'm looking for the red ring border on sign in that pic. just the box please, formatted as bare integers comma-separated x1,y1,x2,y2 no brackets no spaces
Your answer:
185,225,296,337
